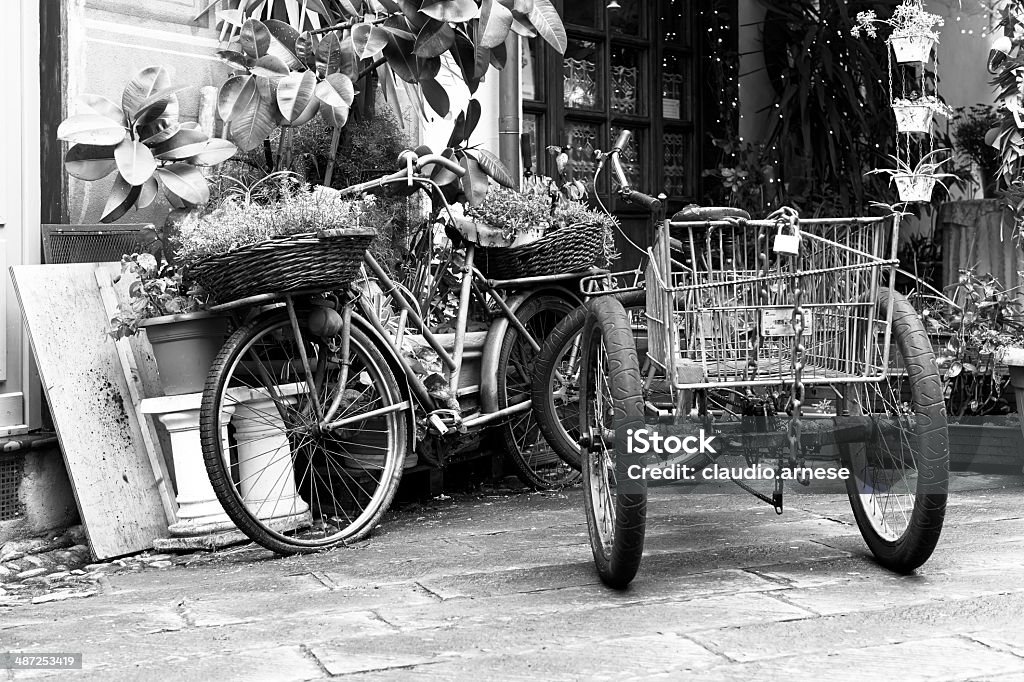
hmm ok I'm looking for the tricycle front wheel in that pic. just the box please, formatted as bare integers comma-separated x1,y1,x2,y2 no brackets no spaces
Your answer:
579,297,647,589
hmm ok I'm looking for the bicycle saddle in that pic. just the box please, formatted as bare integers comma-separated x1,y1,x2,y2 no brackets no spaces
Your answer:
672,205,751,222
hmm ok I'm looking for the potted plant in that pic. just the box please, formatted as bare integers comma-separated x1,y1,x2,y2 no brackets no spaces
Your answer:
57,67,237,222
893,95,952,135
851,2,944,64
867,149,958,203
110,252,227,396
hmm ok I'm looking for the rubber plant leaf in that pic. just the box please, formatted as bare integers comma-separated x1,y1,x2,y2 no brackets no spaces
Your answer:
263,19,302,69
314,73,356,108
276,70,317,122
420,0,478,23
413,19,455,59
352,23,389,59
64,144,117,181
56,114,126,146
250,55,291,78
420,77,451,117
151,127,211,160
189,139,238,166
228,89,278,151
465,147,515,188
137,176,159,209
240,19,272,58
121,66,171,119
156,163,211,206
479,0,514,49
101,173,143,223
114,139,158,186
295,32,319,68
74,95,126,126
460,153,490,207
218,75,258,123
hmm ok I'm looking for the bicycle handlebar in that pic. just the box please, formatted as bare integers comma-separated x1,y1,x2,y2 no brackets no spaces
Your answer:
339,151,466,196
607,130,662,213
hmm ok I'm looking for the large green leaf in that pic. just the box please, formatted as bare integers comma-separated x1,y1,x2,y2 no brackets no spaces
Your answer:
152,128,210,160
218,75,258,122
316,30,357,79
314,73,355,108
74,95,126,126
465,147,514,188
447,109,467,148
295,31,319,68
528,0,566,54
460,153,490,207
132,94,180,130
64,144,117,181
510,14,537,38
420,78,450,117
156,164,210,206
121,66,171,118
384,33,440,83
479,0,514,49
421,0,478,22
217,49,254,71
276,70,317,122
101,173,143,223
114,139,158,186
413,20,455,59
226,89,277,151
352,23,388,59
464,99,482,139
56,114,126,146
240,19,272,58
250,55,291,78
429,147,461,186
263,19,302,69
138,117,181,146
320,101,351,129
189,138,238,166
137,176,159,210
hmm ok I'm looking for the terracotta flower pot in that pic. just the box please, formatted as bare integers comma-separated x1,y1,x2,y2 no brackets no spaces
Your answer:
889,34,935,63
140,311,229,396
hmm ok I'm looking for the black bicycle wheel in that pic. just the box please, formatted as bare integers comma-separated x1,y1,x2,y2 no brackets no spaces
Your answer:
531,290,646,471
842,288,948,572
579,296,647,589
200,308,409,555
497,295,582,489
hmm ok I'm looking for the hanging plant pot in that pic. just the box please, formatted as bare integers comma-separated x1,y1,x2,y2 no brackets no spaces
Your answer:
889,34,936,63
894,174,938,203
140,311,229,396
893,104,935,134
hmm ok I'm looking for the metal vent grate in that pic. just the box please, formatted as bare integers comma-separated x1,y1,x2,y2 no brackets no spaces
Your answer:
41,224,151,265
0,456,24,522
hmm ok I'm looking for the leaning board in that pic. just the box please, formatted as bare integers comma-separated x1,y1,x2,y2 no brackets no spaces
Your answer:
11,263,169,559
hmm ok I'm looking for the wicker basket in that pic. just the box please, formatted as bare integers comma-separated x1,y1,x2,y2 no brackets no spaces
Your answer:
184,228,376,304
475,221,608,280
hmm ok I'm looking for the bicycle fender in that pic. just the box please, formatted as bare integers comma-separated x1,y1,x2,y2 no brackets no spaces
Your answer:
479,286,584,414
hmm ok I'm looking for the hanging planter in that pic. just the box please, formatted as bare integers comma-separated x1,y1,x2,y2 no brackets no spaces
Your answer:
894,174,938,202
893,104,934,134
889,34,936,63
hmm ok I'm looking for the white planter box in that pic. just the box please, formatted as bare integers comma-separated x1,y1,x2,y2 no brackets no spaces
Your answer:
889,34,936,63
894,174,937,203
894,104,934,134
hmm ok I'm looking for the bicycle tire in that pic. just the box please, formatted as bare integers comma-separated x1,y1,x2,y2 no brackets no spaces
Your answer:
531,290,646,472
200,308,408,555
843,288,948,573
579,296,647,589
497,295,582,489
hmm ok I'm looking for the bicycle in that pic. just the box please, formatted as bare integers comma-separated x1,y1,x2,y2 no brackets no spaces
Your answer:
197,149,601,554
535,132,950,588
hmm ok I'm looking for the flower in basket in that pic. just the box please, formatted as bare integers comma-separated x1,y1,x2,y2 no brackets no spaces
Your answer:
57,67,238,223
851,3,944,42
109,253,204,340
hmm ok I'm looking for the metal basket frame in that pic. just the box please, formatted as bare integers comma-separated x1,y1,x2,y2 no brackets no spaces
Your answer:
645,214,900,391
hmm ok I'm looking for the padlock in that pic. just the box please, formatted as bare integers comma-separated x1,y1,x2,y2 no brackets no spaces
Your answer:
772,224,800,255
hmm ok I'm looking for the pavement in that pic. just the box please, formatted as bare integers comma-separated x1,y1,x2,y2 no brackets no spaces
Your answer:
2,472,1024,681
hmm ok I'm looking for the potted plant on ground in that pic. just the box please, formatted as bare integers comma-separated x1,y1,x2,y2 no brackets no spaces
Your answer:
110,252,228,396
893,95,952,135
851,1,944,64
867,149,958,203
57,66,237,222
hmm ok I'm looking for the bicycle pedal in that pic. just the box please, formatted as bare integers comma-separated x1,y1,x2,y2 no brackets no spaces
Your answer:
426,409,462,436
